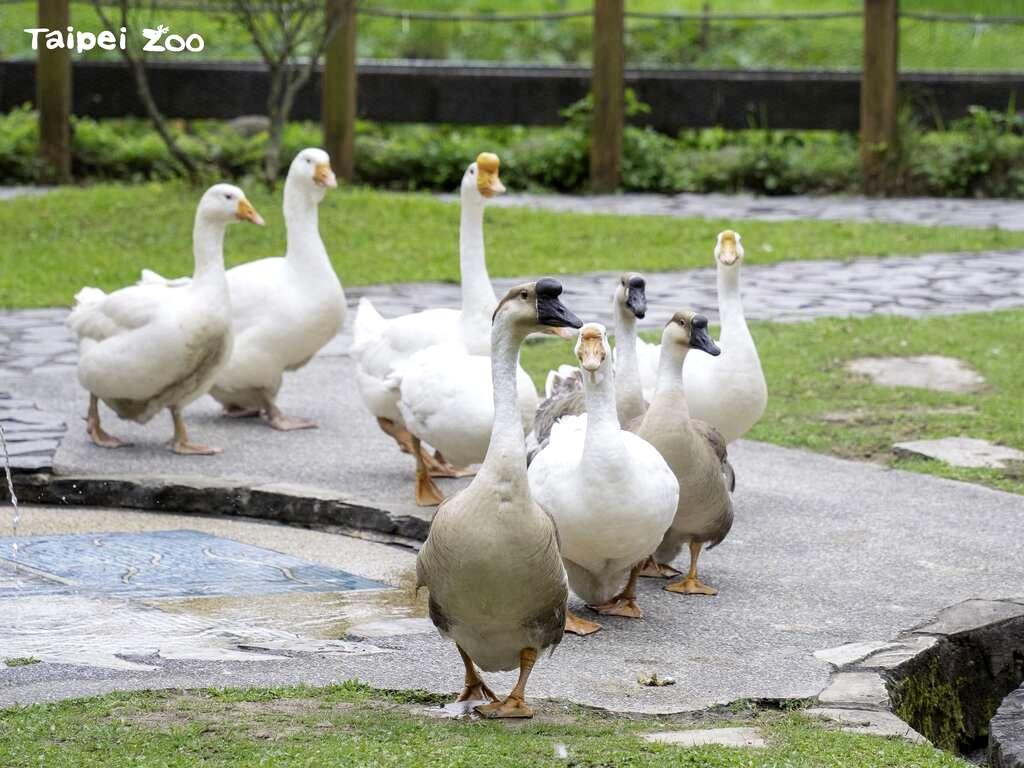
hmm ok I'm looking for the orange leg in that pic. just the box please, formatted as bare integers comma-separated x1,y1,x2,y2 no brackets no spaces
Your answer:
475,648,537,719
665,541,718,596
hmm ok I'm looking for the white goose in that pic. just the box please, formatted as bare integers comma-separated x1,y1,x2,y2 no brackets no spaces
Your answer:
635,231,767,443
69,184,264,453
351,153,504,473
143,148,345,430
397,342,538,505
528,324,678,635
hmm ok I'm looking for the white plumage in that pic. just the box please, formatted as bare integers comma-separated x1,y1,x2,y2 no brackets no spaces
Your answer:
529,324,678,613
636,231,767,443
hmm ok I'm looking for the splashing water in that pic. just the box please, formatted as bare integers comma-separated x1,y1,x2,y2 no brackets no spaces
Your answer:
1,423,19,560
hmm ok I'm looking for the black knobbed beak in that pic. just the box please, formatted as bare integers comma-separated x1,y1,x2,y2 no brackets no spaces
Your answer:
536,277,584,336
626,277,647,319
690,315,721,356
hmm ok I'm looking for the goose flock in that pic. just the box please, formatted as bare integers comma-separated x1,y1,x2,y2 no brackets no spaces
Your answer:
68,149,767,719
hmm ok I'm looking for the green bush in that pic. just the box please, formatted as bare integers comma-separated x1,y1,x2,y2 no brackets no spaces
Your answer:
1,104,1022,198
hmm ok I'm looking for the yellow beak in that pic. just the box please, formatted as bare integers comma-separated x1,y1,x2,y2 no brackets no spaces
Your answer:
718,241,739,265
236,198,265,226
314,162,338,188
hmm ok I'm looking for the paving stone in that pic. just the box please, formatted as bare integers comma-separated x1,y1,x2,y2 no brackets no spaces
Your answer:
814,641,895,668
844,355,987,393
893,437,1024,469
816,672,890,708
915,599,1024,636
856,636,938,669
642,727,766,748
807,708,928,744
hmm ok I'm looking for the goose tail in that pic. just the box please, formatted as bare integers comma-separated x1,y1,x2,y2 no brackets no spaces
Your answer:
351,297,386,354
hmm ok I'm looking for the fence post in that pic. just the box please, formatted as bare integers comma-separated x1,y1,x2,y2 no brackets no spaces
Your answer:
861,0,899,194
590,0,624,193
323,0,357,182
37,0,72,184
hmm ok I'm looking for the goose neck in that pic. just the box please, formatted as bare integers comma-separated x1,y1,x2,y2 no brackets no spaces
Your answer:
612,303,645,423
655,341,688,399
284,179,329,272
480,321,528,489
191,215,228,287
459,197,498,320
582,365,622,460
717,263,744,328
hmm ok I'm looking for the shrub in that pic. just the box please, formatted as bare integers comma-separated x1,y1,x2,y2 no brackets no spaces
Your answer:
0,105,1021,198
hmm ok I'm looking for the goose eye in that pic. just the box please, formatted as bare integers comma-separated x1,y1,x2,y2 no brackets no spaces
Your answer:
519,290,529,300
225,193,233,200
469,168,475,175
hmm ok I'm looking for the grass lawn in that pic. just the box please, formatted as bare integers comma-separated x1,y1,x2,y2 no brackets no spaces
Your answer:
4,181,1024,309
520,309,1024,495
0,682,969,767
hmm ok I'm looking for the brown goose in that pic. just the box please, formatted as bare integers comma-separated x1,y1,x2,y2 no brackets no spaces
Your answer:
632,311,734,595
416,278,582,718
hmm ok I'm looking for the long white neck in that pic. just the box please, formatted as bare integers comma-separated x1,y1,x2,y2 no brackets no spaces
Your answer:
717,263,746,332
191,214,228,288
459,195,498,320
655,340,688,400
283,178,330,275
582,362,623,464
612,302,645,423
479,320,528,495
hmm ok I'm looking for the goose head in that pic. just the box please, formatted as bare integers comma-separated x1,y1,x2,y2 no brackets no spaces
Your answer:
199,183,264,227
663,310,720,357
615,272,647,319
575,322,611,373
288,147,337,201
715,230,743,267
462,152,505,203
493,278,582,339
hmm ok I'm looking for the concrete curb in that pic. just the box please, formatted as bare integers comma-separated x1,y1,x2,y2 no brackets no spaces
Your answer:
812,598,1024,749
11,471,430,547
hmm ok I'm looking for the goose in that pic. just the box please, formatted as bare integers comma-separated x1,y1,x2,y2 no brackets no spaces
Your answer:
69,184,264,454
633,311,734,595
530,273,648,453
635,231,767,443
351,153,504,474
528,323,678,635
142,148,345,430
396,341,539,505
416,278,582,719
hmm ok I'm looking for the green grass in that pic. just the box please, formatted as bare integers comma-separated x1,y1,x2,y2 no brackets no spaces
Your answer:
3,658,40,668
0,682,970,767
1,0,1021,71
520,309,1024,495
4,181,1024,308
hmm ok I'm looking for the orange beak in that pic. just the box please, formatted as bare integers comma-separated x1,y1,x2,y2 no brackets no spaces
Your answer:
236,198,265,226
314,162,338,188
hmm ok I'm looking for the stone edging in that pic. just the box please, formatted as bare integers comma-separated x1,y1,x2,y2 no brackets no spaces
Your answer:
811,598,1024,751
11,472,430,547
990,682,1024,768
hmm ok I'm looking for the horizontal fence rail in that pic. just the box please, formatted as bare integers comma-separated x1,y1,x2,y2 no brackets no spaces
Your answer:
2,60,1022,132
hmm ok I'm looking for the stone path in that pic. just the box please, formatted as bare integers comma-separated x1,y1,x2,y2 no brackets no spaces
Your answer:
471,191,1024,230
3,248,1021,474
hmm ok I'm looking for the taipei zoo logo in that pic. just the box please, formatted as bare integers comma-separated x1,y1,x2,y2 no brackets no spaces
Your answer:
25,24,205,54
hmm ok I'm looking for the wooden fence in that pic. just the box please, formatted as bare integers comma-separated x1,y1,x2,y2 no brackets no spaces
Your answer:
22,1,1017,192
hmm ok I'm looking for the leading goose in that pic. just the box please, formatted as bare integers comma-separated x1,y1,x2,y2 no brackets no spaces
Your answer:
69,184,264,453
416,279,582,718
